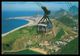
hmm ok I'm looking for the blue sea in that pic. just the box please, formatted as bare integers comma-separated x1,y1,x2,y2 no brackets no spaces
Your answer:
2,11,43,34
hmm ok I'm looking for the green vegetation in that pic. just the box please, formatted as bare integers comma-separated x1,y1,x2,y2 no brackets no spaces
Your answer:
57,15,75,27
60,38,78,54
2,30,23,50
53,28,65,41
4,49,41,54
2,19,78,54
2,26,37,51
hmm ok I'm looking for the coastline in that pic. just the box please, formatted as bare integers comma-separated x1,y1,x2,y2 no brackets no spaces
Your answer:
2,48,47,54
29,48,48,54
2,16,42,37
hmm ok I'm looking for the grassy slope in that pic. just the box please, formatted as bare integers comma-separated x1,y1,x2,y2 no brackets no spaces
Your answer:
51,19,78,54
56,15,75,28
2,26,37,51
2,19,78,54
53,28,65,41
4,49,41,54
59,38,78,54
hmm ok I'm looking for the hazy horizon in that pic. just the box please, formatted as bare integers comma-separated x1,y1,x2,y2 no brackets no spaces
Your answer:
2,2,78,12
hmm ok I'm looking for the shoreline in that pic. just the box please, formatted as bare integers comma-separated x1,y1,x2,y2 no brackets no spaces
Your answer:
2,16,42,37
29,48,47,54
2,48,47,54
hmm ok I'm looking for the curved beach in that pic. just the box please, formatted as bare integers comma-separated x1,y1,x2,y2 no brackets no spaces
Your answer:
2,16,49,55
29,48,47,54
2,16,42,37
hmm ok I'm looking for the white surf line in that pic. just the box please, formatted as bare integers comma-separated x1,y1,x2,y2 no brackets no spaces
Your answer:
2,18,35,37
2,16,42,37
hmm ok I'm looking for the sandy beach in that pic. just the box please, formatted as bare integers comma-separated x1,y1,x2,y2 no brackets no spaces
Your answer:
29,48,47,54
2,16,42,37
2,48,47,54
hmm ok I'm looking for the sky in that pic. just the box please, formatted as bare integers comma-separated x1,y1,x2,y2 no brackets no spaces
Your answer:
2,2,78,12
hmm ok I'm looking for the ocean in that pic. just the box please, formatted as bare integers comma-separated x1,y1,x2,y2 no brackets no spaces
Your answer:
2,11,43,34
2,11,43,54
